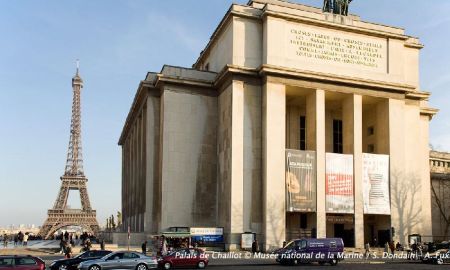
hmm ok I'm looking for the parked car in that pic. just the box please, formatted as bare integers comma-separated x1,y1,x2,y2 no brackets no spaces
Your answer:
0,255,45,270
276,238,344,266
77,251,157,270
157,248,208,269
49,250,112,270
422,249,450,265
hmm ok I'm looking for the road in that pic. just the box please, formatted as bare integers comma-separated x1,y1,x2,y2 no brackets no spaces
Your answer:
39,255,446,270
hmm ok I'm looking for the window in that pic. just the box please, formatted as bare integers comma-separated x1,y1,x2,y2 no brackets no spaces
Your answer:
368,144,375,153
333,119,343,154
15,258,36,265
367,126,375,136
330,241,337,248
300,240,307,249
299,116,306,150
0,258,13,266
123,252,139,259
107,253,124,261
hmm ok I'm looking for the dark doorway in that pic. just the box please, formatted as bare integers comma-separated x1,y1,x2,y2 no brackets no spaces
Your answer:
378,230,390,247
334,224,345,238
333,224,354,247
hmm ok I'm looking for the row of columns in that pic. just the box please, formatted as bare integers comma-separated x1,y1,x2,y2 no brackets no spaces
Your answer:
122,108,147,233
262,82,365,250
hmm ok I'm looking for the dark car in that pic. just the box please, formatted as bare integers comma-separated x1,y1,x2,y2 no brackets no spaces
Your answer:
276,238,344,266
49,250,112,270
422,249,450,265
157,248,208,269
0,255,45,270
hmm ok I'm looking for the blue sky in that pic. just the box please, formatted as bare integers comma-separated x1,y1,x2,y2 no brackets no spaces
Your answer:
1,0,449,228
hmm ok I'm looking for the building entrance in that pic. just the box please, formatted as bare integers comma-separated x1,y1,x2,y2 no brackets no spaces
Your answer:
326,214,355,247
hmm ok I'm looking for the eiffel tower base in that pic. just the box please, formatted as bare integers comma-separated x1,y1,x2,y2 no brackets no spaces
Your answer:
39,209,100,240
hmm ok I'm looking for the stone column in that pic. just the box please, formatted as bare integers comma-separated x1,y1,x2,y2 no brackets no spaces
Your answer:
306,89,326,239
229,80,245,250
343,94,363,248
262,81,286,251
388,98,406,244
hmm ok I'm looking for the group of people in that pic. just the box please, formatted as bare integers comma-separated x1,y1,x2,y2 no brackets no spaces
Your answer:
59,231,96,258
364,240,408,258
1,231,30,248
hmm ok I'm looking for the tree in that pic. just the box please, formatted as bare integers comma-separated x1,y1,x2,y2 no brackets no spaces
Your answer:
117,211,122,228
431,178,450,239
110,215,116,231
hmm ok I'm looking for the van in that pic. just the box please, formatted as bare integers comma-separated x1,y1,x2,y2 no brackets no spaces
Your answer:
276,238,344,266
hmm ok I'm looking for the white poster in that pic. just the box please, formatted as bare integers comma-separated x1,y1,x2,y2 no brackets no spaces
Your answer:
363,153,390,215
326,153,354,213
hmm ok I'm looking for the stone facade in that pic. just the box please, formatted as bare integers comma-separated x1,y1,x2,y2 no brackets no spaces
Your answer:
430,151,450,241
118,0,438,251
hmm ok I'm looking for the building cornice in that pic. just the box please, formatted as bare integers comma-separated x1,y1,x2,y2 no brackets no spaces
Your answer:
118,81,152,145
420,107,439,120
259,64,418,94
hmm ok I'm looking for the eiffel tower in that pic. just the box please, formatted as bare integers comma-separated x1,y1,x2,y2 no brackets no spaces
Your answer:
39,61,99,239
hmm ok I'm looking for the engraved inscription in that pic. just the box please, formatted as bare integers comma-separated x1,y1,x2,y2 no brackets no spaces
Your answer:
289,27,386,70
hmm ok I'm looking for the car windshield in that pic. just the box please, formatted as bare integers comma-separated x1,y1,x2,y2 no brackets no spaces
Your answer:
75,251,89,258
284,241,295,249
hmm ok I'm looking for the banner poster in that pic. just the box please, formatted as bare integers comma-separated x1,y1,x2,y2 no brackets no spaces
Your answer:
286,150,316,212
326,153,354,213
363,153,390,215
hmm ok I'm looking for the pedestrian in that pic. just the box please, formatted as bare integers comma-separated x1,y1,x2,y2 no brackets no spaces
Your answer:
23,233,28,246
282,241,287,248
64,242,72,258
364,242,370,258
14,235,18,246
395,242,402,251
60,239,66,254
3,234,8,248
18,231,24,245
161,236,168,256
100,239,105,250
251,239,259,254
142,241,147,255
85,239,92,251
389,241,395,255
384,242,390,255
373,237,378,247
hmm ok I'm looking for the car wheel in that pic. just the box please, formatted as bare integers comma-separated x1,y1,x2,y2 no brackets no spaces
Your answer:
436,258,444,265
59,265,68,270
163,262,172,269
89,265,101,270
136,263,148,270
197,261,206,269
329,258,338,266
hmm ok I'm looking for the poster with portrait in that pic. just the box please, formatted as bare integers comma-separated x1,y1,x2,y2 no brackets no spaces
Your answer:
363,153,390,215
286,150,316,212
326,153,354,213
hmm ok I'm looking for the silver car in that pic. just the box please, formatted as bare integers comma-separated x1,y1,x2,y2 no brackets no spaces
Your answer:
77,251,157,270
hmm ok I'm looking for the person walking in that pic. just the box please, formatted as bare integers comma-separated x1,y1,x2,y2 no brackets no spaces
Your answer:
141,241,147,255
384,242,390,255
23,233,28,246
13,235,18,246
364,242,371,258
3,234,8,248
100,239,105,250
64,242,72,258
389,241,395,255
251,239,259,254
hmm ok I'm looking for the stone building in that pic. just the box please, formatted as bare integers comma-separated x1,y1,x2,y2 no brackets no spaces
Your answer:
430,151,450,241
118,0,438,250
